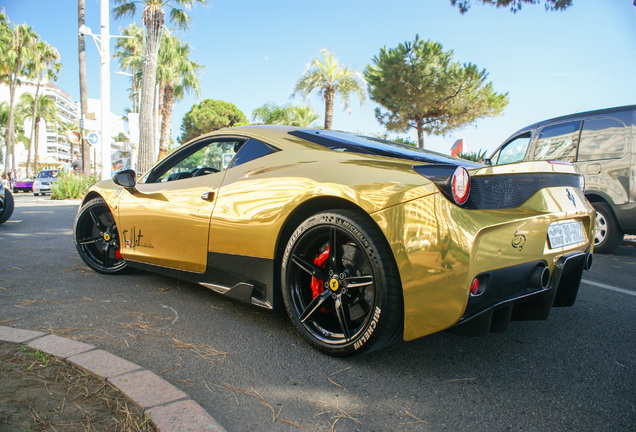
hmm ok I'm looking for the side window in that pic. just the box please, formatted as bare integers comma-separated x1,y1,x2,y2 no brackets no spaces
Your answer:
146,139,245,183
496,133,532,165
532,121,581,162
578,117,626,161
229,138,276,169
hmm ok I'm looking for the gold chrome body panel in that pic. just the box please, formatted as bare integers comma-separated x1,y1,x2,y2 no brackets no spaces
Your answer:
81,126,595,342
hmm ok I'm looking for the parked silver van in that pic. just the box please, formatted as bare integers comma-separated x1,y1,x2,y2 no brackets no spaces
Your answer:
488,105,635,253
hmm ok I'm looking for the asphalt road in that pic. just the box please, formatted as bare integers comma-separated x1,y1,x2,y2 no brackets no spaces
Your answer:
1,193,634,432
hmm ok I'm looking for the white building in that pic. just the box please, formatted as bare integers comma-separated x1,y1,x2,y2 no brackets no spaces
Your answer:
1,79,132,175
0,79,80,171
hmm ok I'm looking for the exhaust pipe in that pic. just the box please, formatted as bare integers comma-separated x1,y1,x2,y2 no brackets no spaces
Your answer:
584,253,593,271
531,265,550,289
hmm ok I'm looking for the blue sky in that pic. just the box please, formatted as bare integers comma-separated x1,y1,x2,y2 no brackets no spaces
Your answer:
2,0,635,155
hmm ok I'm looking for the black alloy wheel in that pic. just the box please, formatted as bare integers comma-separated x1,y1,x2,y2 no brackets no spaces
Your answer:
282,210,403,356
74,197,127,274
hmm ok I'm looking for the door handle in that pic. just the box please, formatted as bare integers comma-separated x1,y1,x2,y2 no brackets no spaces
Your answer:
201,191,215,202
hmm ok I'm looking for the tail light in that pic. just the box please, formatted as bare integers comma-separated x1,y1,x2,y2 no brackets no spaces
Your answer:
412,164,472,207
451,167,470,205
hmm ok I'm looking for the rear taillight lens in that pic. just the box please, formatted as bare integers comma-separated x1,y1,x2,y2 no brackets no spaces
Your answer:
451,167,470,205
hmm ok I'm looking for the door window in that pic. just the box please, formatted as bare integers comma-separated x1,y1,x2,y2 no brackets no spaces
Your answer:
532,121,581,162
495,133,532,165
145,138,245,183
578,118,626,161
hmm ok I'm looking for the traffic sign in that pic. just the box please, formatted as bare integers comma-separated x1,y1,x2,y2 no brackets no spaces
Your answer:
87,132,99,145
67,130,81,144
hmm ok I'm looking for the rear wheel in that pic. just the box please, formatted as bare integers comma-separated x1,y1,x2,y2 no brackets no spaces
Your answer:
74,197,127,274
592,201,623,254
281,210,403,356
0,188,14,225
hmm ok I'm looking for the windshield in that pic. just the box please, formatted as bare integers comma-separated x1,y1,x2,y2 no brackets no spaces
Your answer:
37,170,57,178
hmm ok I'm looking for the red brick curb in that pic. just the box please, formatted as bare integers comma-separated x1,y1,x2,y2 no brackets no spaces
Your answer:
0,325,226,432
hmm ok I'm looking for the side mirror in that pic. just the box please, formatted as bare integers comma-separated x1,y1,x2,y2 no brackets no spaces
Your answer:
483,158,492,166
113,169,137,189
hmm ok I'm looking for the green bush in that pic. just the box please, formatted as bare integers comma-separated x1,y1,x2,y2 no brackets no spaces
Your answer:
50,172,98,200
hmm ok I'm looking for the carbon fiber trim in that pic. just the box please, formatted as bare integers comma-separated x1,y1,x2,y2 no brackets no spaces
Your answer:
466,173,582,210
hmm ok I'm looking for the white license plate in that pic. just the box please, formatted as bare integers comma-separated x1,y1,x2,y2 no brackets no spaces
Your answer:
547,220,586,249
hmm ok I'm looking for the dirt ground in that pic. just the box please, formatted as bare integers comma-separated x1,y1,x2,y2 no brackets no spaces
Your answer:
0,342,156,432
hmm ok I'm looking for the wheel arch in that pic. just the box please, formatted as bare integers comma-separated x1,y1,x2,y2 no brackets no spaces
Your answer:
271,196,395,311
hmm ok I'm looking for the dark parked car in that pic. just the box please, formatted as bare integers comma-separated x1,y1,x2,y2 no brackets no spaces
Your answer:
488,105,635,253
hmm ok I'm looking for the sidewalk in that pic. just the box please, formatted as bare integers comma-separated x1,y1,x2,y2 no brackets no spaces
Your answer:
0,325,226,432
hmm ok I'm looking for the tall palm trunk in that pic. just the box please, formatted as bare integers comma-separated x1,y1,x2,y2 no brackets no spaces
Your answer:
5,68,20,173
157,84,173,160
33,115,41,174
78,0,91,174
323,89,335,130
27,79,42,174
137,6,164,174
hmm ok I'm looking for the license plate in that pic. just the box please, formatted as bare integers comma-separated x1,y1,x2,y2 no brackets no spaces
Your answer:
547,220,586,249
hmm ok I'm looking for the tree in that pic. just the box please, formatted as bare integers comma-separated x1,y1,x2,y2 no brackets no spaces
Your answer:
0,101,24,162
292,49,365,130
17,93,58,174
252,103,292,125
113,0,207,175
113,23,144,113
0,16,39,172
78,0,91,174
24,40,60,174
365,36,508,148
155,31,203,160
178,99,248,144
451,0,572,13
252,103,319,127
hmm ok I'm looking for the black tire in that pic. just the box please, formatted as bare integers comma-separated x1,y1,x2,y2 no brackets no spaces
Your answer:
73,197,127,274
592,201,623,254
281,210,403,356
0,188,14,225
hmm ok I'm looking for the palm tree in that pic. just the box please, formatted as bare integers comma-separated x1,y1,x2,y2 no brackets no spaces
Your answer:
113,23,145,113
78,0,91,174
24,41,60,174
17,93,58,175
293,49,366,130
155,31,203,160
287,105,319,127
0,101,24,163
1,17,40,172
252,103,292,125
113,0,207,174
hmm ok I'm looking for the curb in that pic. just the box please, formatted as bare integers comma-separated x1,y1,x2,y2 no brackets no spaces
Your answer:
0,325,226,432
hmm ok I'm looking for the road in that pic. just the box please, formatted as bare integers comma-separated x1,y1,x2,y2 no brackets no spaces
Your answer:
1,193,634,431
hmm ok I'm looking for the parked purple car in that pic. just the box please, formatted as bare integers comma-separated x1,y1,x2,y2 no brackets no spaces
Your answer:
13,177,34,193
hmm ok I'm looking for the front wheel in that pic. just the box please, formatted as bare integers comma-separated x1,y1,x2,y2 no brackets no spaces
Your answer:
73,197,127,274
592,201,623,254
281,210,403,356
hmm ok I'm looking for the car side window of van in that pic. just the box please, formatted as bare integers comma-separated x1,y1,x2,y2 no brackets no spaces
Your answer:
496,133,532,165
578,117,626,161
533,121,581,162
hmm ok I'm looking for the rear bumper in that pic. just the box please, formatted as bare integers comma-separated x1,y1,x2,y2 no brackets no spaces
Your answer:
451,251,591,336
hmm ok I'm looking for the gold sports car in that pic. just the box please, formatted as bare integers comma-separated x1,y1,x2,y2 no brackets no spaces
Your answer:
74,126,595,356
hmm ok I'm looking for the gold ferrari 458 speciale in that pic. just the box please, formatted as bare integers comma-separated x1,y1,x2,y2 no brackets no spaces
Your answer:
74,126,595,356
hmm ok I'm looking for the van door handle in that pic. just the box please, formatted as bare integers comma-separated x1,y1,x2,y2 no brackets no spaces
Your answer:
201,191,215,202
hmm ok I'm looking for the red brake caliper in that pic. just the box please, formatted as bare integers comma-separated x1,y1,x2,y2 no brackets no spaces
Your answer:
310,246,330,300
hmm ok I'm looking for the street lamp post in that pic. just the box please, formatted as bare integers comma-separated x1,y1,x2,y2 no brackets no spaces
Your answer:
79,0,132,181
